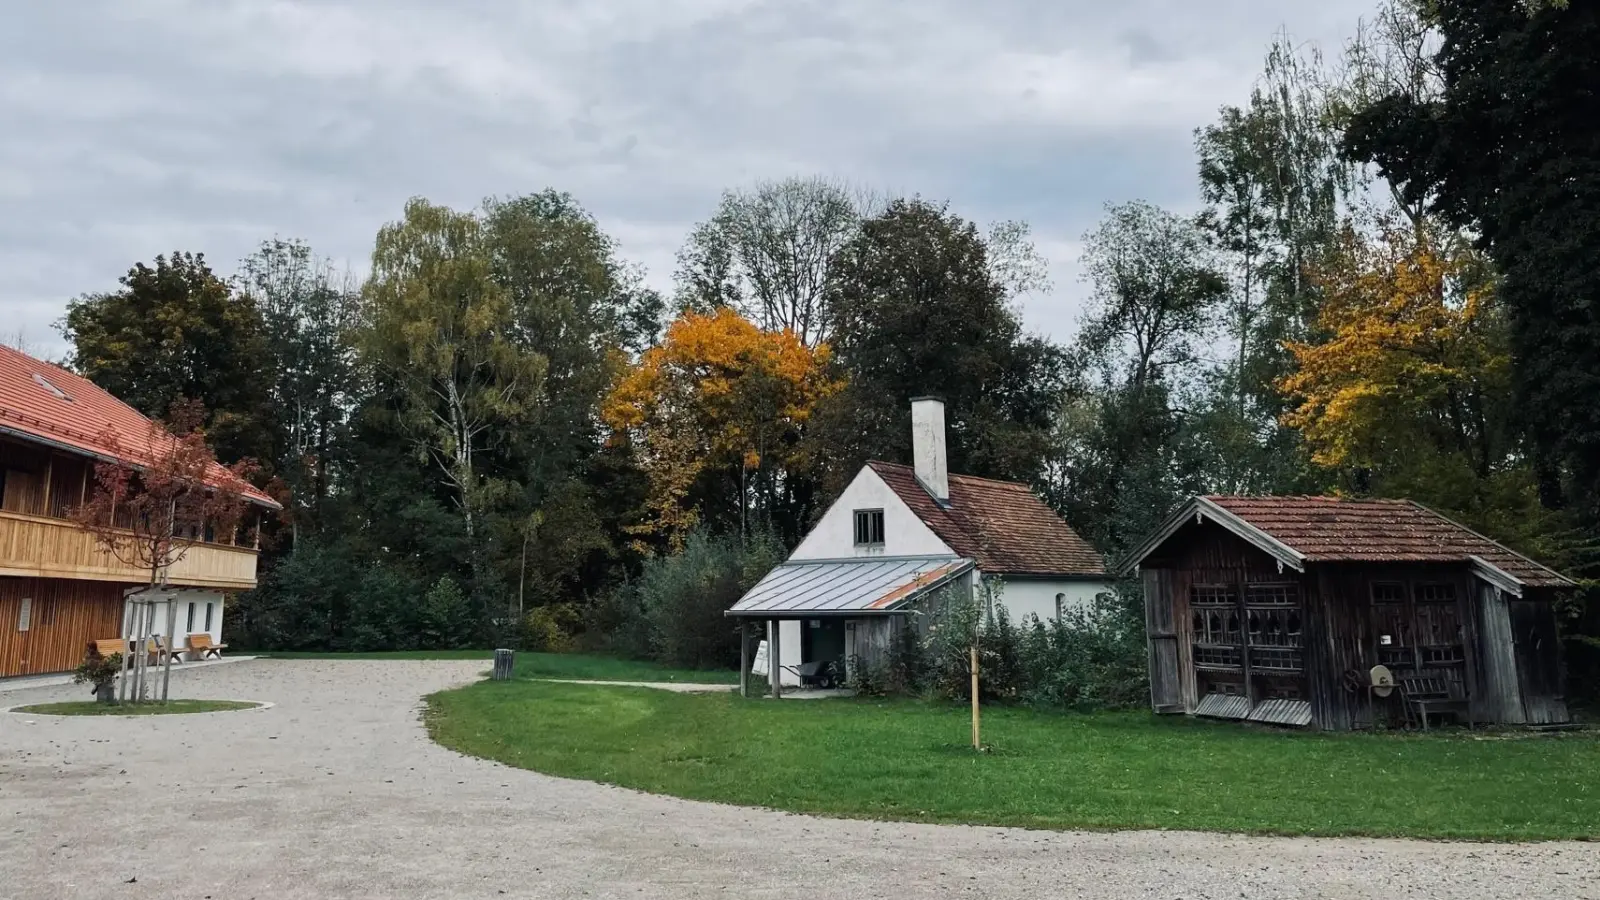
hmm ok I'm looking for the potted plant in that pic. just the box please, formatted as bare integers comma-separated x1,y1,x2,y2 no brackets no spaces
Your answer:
74,652,122,705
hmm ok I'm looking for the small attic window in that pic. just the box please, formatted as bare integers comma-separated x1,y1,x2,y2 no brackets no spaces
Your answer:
32,373,72,402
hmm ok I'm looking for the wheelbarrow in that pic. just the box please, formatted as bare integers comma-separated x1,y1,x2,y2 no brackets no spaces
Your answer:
782,659,841,689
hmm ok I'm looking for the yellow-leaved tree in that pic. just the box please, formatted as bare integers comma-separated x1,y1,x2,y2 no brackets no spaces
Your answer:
1279,220,1510,481
603,307,842,549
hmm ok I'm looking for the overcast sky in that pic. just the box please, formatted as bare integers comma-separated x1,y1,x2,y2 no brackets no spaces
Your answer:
3,1,1379,360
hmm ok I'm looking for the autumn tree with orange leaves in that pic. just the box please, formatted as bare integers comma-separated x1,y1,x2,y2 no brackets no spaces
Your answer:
603,308,841,549
1279,221,1513,487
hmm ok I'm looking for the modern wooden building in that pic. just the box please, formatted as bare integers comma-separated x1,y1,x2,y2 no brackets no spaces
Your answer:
0,345,278,678
1122,495,1574,730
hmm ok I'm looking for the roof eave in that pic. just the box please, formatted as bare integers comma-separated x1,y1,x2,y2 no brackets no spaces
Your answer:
0,421,282,511
1409,500,1575,588
1116,497,1307,576
1469,556,1526,598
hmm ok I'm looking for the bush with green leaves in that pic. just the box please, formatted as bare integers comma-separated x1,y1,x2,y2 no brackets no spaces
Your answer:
1016,589,1149,710
881,579,1148,710
522,603,581,653
601,528,783,669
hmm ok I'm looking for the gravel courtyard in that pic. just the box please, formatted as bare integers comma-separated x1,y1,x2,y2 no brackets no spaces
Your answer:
1,659,1595,900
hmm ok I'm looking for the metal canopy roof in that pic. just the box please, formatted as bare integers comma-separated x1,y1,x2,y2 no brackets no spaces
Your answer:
725,556,974,618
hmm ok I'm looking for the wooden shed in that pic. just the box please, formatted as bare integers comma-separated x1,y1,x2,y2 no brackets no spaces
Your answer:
1121,496,1574,730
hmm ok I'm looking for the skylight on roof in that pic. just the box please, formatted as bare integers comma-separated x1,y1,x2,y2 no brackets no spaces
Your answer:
32,372,72,402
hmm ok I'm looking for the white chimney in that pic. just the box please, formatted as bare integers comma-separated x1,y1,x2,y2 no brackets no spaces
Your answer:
910,396,949,503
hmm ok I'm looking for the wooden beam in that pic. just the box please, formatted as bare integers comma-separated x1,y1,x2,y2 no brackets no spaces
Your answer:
40,454,52,517
768,619,781,699
739,620,750,699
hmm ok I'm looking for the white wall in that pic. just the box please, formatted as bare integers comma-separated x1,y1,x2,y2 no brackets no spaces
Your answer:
122,588,226,658
779,620,803,686
789,467,953,561
750,621,807,687
986,577,1114,624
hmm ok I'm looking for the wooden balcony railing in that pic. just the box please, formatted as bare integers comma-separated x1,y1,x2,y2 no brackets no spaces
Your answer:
0,509,259,590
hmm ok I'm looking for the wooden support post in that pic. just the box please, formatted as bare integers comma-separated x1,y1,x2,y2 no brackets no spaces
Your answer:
768,619,782,699
160,595,179,702
739,621,750,698
970,643,981,749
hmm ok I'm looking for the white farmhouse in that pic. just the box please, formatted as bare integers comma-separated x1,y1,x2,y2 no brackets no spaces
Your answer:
728,397,1111,693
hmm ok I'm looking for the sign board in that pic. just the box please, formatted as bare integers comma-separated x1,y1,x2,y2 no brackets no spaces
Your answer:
751,639,770,677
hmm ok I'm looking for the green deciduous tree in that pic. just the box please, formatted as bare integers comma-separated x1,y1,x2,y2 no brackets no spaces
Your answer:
819,198,1065,488
237,240,361,540
674,176,869,347
359,197,549,613
1344,0,1600,516
62,252,273,466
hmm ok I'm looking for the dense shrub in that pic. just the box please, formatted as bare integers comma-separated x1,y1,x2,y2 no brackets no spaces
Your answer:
884,579,1148,710
521,603,581,653
417,576,475,650
1017,590,1149,710
599,528,783,669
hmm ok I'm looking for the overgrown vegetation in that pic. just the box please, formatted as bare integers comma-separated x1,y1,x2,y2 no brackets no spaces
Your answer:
425,680,1600,840
849,587,1149,711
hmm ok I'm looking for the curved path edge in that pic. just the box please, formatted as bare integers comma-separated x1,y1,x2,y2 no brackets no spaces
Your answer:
0,657,1594,900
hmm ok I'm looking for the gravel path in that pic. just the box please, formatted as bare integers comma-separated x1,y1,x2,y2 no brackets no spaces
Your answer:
1,659,1595,900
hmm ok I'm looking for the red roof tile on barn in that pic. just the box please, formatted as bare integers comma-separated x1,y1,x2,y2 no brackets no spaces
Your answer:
0,344,278,507
1201,495,1568,587
867,460,1106,577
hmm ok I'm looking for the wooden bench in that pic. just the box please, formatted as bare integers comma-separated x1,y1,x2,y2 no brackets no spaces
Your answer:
1397,673,1471,730
152,634,183,665
187,633,227,660
90,639,126,660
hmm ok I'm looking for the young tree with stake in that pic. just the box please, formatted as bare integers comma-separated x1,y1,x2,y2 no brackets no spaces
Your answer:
72,400,259,703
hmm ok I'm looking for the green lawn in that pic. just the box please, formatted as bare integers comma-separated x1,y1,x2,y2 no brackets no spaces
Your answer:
425,680,1600,840
12,699,260,716
259,650,738,684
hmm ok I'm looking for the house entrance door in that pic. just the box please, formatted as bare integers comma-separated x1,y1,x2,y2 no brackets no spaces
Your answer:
801,618,846,667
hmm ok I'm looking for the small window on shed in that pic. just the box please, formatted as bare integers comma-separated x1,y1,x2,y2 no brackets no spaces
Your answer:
1054,592,1066,620
852,509,885,546
1415,582,1457,604
1370,582,1406,604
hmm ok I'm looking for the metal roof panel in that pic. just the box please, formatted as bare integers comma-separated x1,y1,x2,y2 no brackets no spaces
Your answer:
727,556,974,616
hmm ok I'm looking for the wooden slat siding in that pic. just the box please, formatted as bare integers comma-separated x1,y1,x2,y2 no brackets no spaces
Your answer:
1474,581,1525,724
848,616,896,675
46,453,88,519
0,577,126,676
0,509,258,589
1143,568,1182,712
1509,594,1570,724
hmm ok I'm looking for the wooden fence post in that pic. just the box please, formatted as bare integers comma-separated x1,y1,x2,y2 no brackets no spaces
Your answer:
970,643,981,750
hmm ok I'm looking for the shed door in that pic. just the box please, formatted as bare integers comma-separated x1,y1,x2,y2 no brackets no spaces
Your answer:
1143,569,1182,712
1509,599,1567,725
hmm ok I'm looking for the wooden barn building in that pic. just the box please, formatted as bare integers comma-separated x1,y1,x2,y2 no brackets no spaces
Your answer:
0,345,278,678
1122,496,1574,730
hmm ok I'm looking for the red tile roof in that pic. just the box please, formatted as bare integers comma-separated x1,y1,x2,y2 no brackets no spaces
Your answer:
1207,495,1568,587
0,344,278,507
868,461,1106,577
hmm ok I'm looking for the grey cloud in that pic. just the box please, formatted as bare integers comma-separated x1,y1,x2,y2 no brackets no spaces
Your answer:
3,0,1377,358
